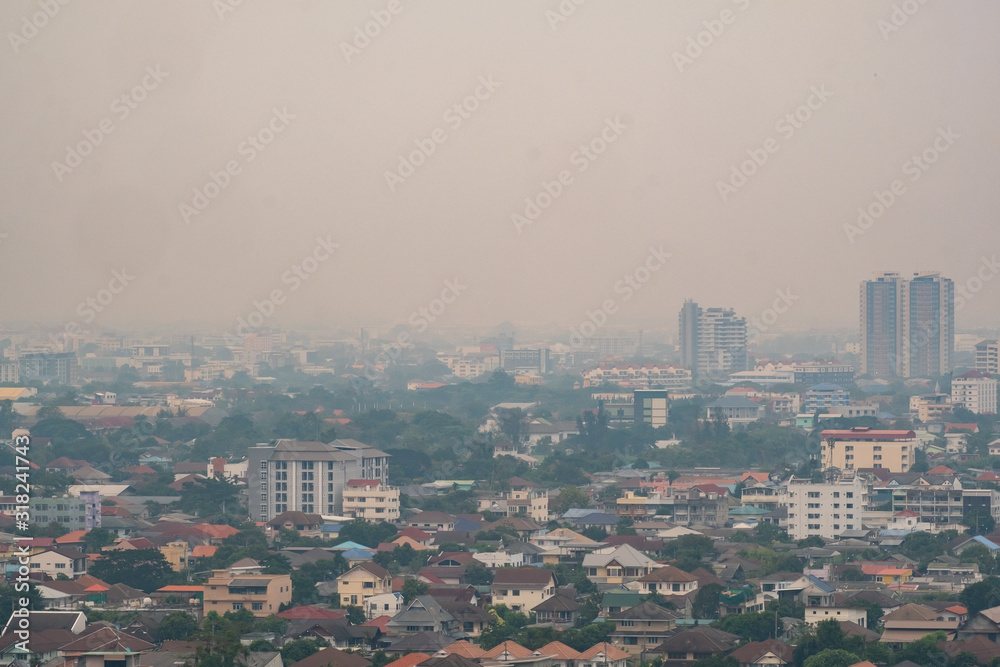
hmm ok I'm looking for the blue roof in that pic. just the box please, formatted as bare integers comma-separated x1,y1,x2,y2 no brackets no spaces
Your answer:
972,535,1000,550
341,548,374,560
804,574,836,593
454,517,482,532
332,540,371,550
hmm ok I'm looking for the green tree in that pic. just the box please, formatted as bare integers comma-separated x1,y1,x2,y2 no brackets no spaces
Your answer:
83,527,115,554
802,649,862,667
692,584,722,619
0,583,44,629
960,576,1000,615
158,611,200,640
550,486,590,516
964,508,997,535
89,549,176,592
248,640,276,652
402,579,429,604
280,638,325,664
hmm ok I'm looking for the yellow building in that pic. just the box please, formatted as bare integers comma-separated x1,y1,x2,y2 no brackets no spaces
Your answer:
342,479,400,521
335,562,392,607
203,568,292,617
820,427,917,473
160,541,189,572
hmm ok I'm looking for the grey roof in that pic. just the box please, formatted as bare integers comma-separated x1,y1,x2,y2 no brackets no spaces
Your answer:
804,574,835,593
384,631,455,654
707,397,762,409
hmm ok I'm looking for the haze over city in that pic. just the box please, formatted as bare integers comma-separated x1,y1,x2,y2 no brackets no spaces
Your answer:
3,1,1000,338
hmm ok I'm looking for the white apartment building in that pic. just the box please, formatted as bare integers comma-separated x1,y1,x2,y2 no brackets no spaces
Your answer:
977,340,999,375
342,479,400,521
952,371,997,415
582,364,693,389
247,439,390,522
786,475,871,541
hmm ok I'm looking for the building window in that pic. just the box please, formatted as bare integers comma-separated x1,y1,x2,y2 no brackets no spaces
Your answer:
252,603,264,611
261,461,268,470
233,603,244,610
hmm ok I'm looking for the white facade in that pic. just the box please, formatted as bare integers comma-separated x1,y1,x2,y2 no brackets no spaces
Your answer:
952,372,997,414
786,476,870,540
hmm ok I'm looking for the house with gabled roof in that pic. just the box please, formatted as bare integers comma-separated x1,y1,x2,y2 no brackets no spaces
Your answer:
648,626,739,665
729,639,794,667
407,511,456,533
609,600,680,657
481,640,533,661
632,564,698,596
582,544,657,585
490,568,556,613
336,561,392,607
385,595,458,638
60,625,155,667
531,590,579,626
880,602,959,644
577,643,629,667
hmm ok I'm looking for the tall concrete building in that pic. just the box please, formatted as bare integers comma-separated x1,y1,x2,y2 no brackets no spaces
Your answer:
860,272,954,378
248,439,391,523
977,340,999,375
678,300,747,379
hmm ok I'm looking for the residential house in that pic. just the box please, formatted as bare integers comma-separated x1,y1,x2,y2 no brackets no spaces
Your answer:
30,548,88,579
576,643,630,667
385,596,458,638
531,591,580,627
58,626,155,667
609,600,680,657
490,568,556,613
336,562,392,607
632,565,699,596
203,566,292,617
649,626,740,665
582,544,657,585
365,592,404,621
729,639,794,667
880,603,960,645
407,512,457,533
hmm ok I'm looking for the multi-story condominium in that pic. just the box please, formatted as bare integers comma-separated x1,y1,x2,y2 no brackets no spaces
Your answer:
0,361,19,383
952,371,998,415
803,384,850,413
909,394,953,422
829,403,879,419
204,565,292,617
740,481,787,511
679,300,747,379
477,477,549,522
17,352,79,385
860,271,954,378
29,497,97,531
247,439,390,522
499,348,550,374
820,427,917,473
437,353,500,378
888,478,965,527
634,389,670,428
976,340,999,375
342,479,400,521
786,475,871,540
582,364,692,389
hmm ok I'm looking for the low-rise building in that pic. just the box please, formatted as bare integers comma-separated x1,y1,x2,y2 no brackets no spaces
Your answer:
336,562,392,607
581,544,657,585
952,371,998,415
342,479,400,521
786,474,871,541
820,427,917,473
203,567,292,617
491,568,556,613
609,601,680,657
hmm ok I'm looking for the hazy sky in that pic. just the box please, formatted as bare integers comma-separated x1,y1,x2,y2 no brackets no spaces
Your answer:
2,1,999,340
